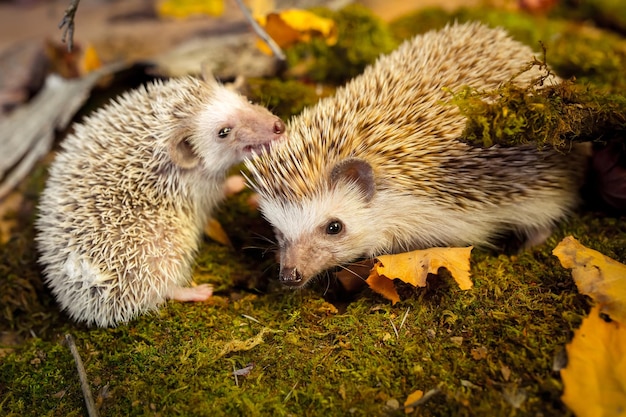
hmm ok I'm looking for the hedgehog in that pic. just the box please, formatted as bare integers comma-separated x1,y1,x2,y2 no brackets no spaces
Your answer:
36,69,286,327
245,22,589,288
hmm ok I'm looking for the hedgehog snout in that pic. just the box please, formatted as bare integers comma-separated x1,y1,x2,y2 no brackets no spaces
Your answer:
279,266,304,287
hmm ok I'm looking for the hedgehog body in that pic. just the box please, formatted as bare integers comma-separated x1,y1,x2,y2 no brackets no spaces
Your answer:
246,22,589,287
36,73,285,327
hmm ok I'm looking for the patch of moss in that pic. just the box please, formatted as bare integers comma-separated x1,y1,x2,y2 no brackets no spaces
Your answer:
4,210,620,415
447,65,626,149
284,4,399,84
244,78,328,121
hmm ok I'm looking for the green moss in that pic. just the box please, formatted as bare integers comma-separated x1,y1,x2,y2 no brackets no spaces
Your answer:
4,213,616,416
244,78,327,121
447,66,626,149
285,4,399,84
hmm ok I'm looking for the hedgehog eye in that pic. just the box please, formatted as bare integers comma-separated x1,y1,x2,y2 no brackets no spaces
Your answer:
218,127,232,138
325,220,344,235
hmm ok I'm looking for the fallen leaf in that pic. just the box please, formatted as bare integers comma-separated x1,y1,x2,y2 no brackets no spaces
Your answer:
404,389,423,414
561,305,626,417
204,217,232,248
79,44,103,75
255,9,337,54
366,247,473,304
500,364,512,381
366,267,401,304
471,346,488,360
156,0,224,19
553,236,626,324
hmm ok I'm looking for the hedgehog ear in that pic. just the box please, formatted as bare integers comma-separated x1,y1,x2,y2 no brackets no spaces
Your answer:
200,62,218,87
330,158,375,202
169,134,200,170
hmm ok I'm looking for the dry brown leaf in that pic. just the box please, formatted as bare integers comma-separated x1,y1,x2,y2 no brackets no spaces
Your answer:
553,236,626,324
255,9,337,54
561,305,626,417
366,247,473,304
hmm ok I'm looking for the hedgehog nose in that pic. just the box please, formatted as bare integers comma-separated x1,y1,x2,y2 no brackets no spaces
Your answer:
280,266,303,286
273,119,285,135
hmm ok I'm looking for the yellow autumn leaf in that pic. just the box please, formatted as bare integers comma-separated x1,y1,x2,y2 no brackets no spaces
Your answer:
366,247,473,304
79,44,102,74
156,0,224,19
366,268,401,304
204,217,232,248
553,236,626,324
255,9,337,54
561,305,626,417
404,389,424,414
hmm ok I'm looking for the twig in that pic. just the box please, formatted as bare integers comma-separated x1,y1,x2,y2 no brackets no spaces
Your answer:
65,334,99,417
59,0,81,52
241,314,261,324
233,0,285,61
389,317,399,339
398,307,410,332
283,381,298,402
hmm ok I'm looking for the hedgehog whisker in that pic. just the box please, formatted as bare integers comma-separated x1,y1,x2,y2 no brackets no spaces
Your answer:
250,232,277,246
336,264,367,281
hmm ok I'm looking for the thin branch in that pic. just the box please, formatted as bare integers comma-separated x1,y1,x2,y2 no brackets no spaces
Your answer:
233,0,285,61
59,0,81,52
65,334,99,417
389,317,399,339
398,307,410,332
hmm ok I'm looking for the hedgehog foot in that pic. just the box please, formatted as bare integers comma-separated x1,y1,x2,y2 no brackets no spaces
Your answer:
169,283,213,302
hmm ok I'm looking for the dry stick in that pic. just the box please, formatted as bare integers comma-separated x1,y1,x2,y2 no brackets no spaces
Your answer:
65,334,99,417
58,0,81,52
233,0,286,61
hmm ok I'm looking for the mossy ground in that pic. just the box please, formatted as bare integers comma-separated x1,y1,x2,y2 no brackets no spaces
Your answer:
1,4,626,417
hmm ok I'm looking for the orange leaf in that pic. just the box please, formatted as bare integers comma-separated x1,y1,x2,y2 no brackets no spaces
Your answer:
79,44,102,75
366,247,473,303
255,9,337,54
376,247,473,289
365,268,400,304
560,305,626,417
553,236,626,324
404,389,424,414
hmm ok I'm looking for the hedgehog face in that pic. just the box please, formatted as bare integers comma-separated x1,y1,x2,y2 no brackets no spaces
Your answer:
260,159,380,287
192,89,286,174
